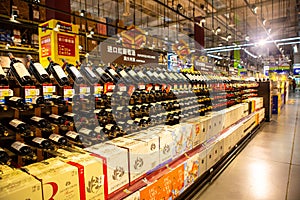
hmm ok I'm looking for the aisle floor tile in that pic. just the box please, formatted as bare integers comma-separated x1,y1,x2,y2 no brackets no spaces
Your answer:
195,156,290,200
287,165,300,200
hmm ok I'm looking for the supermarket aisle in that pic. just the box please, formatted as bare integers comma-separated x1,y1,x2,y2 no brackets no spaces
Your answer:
193,93,300,200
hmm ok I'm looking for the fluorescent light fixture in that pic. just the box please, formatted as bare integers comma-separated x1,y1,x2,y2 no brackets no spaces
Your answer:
207,54,223,59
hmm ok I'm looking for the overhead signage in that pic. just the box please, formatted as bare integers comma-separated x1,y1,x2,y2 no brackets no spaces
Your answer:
100,42,158,66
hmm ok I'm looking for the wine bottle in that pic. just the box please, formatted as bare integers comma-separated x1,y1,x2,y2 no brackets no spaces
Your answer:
0,147,10,164
78,128,97,138
31,96,45,106
8,119,33,136
63,59,85,84
51,95,66,105
65,131,83,142
26,55,51,83
0,65,8,85
46,57,69,86
8,141,33,156
7,53,33,86
47,114,67,125
48,133,68,146
24,136,52,149
28,116,49,128
93,66,114,83
63,112,80,122
105,65,120,83
80,65,98,84
5,96,26,110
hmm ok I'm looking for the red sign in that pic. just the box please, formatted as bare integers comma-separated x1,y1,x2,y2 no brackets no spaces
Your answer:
41,34,52,57
57,33,76,56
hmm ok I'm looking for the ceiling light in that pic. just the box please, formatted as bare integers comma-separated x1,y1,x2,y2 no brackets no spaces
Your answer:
200,18,206,24
80,10,85,17
294,44,298,53
53,24,60,32
216,27,221,33
258,39,266,46
252,5,258,14
177,4,183,11
245,35,250,41
227,34,232,40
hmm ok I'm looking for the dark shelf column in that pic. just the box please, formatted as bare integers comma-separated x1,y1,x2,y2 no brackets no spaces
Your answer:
45,0,71,22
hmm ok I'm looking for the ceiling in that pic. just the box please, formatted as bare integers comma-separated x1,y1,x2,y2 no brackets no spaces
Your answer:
70,0,300,59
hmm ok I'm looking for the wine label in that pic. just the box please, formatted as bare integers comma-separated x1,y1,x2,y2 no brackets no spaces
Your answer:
138,84,146,90
64,112,75,117
105,124,114,130
96,67,105,76
94,109,101,114
142,116,149,120
9,119,25,127
11,141,27,151
155,85,160,91
127,120,134,125
94,126,103,133
53,65,68,79
119,70,129,78
49,134,63,142
137,71,145,79
128,70,137,78
31,116,44,122
66,131,79,139
119,85,127,92
9,96,22,101
0,66,5,76
13,63,31,77
85,67,97,78
33,63,48,76
105,108,112,112
152,72,160,79
109,69,118,76
79,128,92,135
134,118,142,123
117,106,124,111
32,137,47,144
69,66,83,78
49,114,61,119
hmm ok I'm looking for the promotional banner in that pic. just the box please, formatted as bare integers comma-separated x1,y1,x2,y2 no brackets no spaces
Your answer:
39,19,79,67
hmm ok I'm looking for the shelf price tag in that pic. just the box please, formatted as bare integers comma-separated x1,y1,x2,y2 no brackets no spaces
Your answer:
94,85,103,97
64,88,74,98
0,97,5,104
79,86,90,95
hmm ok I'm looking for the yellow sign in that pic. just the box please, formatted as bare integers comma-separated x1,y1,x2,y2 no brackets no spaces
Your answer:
39,19,79,67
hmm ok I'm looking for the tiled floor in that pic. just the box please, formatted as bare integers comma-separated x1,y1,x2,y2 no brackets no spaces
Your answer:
192,93,300,200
